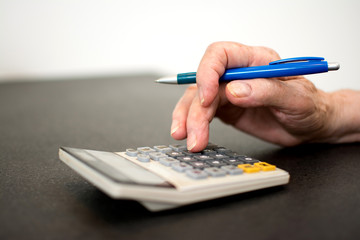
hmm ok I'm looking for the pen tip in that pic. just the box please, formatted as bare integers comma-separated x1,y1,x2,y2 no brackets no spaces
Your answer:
154,75,177,84
328,62,340,71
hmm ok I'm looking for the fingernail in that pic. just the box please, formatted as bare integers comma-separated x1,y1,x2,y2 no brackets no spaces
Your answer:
171,121,180,135
171,125,179,135
199,90,205,106
227,82,252,98
187,133,197,151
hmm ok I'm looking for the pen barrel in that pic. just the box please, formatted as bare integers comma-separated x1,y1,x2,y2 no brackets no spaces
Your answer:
177,72,197,84
219,61,329,81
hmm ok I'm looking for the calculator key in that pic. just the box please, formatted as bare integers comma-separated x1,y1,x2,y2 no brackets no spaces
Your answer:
126,148,138,157
159,157,179,167
221,165,243,175
204,167,227,177
189,161,211,169
186,169,208,179
194,155,213,161
149,152,167,161
137,153,150,162
238,156,260,164
254,162,276,171
137,147,156,155
214,147,231,154
225,152,246,158
167,151,185,158
213,153,229,160
177,156,196,162
182,150,202,156
224,158,244,166
207,159,227,167
237,164,261,173
153,145,173,153
205,143,218,149
169,144,187,152
201,149,217,155
171,162,193,172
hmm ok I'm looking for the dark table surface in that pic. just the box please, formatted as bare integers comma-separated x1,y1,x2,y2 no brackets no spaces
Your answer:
1,75,359,240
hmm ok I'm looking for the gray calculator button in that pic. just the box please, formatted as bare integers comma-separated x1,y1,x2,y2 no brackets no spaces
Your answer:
204,167,227,177
149,152,167,161
206,143,218,149
186,169,208,179
224,158,244,165
137,153,150,162
153,145,173,153
195,155,213,161
240,157,260,164
221,165,243,175
214,147,231,153
202,149,217,155
137,147,156,155
208,159,227,167
159,157,179,167
126,148,138,157
225,152,245,158
171,162,193,172
213,154,229,160
182,150,201,156
167,151,185,158
169,144,187,151
177,156,196,162
189,161,210,169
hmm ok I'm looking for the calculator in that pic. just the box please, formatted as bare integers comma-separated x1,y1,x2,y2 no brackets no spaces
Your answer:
59,143,289,211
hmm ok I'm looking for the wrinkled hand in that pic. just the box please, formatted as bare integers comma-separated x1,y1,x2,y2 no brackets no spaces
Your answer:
170,42,351,152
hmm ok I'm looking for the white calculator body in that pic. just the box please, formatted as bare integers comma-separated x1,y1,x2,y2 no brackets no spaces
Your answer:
59,144,289,211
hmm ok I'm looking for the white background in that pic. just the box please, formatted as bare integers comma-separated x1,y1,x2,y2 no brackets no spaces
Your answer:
0,0,359,92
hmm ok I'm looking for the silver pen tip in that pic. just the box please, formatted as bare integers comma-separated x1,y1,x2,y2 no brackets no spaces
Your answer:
328,62,340,71
154,75,177,84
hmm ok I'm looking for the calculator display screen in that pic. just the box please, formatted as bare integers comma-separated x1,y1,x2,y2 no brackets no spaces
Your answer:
61,147,174,188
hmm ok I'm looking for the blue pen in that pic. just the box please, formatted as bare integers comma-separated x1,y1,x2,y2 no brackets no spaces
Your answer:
155,57,340,84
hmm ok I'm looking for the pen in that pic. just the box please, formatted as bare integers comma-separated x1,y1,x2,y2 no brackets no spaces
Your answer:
155,57,340,84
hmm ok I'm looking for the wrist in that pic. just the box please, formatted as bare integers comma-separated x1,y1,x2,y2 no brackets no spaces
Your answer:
320,89,360,143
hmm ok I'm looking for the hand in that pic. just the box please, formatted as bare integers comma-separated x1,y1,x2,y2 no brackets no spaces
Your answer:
170,42,360,152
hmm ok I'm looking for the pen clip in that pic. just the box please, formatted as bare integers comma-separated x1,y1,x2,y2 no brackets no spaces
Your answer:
269,57,325,65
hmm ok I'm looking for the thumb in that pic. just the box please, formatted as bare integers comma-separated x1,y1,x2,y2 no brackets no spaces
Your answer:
225,77,309,111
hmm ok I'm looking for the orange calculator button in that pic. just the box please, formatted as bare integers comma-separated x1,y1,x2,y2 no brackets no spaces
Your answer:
254,162,276,171
237,164,261,173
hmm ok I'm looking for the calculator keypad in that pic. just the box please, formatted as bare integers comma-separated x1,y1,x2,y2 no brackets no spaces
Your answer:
126,144,276,180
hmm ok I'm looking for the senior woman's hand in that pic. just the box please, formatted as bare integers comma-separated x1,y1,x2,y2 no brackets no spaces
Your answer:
170,42,360,152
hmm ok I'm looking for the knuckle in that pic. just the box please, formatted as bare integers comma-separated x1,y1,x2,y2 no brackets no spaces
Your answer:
186,85,198,92
302,79,317,93
206,42,224,51
188,108,202,122
255,46,280,62
294,79,318,96
291,79,319,109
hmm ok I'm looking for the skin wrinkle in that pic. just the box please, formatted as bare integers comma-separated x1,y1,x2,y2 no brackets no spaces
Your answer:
223,77,331,145
247,76,332,144
319,90,359,143
270,84,330,143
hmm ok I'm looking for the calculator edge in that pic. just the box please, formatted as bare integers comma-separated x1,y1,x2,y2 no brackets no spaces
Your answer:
59,147,289,207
